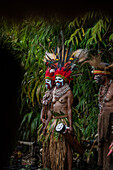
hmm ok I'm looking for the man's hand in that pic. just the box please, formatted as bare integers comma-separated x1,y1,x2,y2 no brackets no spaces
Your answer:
69,126,73,134
107,142,113,156
63,126,73,134
41,118,47,135
43,126,47,135
41,118,46,124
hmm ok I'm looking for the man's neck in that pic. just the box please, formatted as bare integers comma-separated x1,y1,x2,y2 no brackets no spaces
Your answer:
103,77,110,86
56,83,66,89
56,86,62,89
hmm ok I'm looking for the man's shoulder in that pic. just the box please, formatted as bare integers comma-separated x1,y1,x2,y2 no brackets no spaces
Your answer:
66,89,73,96
110,80,113,87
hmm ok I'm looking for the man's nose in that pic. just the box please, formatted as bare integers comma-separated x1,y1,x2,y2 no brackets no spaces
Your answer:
94,75,96,80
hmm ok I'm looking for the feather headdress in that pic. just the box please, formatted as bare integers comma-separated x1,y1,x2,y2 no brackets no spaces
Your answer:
54,67,72,83
82,56,113,75
42,44,88,71
45,68,55,80
40,31,88,82
42,47,88,83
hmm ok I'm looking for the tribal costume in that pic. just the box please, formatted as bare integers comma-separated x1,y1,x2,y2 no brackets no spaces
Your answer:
38,67,55,168
49,116,68,170
49,73,71,170
83,56,113,170
38,37,88,169
41,88,53,169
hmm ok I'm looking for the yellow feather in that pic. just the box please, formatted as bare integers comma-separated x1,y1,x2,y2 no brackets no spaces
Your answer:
64,48,69,63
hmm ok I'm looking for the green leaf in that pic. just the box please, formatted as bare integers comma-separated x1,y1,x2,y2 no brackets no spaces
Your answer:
28,111,33,124
78,31,82,41
71,28,80,38
102,41,107,47
75,18,80,27
97,32,102,41
75,36,78,45
31,117,38,134
82,28,85,37
20,111,33,127
109,33,113,41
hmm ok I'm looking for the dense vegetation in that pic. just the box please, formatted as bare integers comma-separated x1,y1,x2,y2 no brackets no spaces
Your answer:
1,12,113,165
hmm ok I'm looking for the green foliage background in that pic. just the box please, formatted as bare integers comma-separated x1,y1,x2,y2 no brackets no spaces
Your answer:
1,12,113,146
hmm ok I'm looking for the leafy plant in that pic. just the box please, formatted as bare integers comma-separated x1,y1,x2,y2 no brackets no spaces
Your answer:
0,12,113,148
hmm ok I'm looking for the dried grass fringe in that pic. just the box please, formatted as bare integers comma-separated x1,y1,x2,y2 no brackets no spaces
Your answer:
49,134,67,170
42,142,51,168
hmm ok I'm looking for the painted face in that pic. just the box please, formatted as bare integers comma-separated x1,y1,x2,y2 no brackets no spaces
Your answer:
94,75,106,84
45,79,52,89
55,76,65,88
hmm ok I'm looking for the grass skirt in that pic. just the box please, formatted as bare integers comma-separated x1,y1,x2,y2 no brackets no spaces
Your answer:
38,118,68,169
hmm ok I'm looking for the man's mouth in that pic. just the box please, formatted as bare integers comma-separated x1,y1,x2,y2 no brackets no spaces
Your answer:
45,83,50,89
56,81,62,87
56,82,61,86
94,77,98,81
94,76,103,84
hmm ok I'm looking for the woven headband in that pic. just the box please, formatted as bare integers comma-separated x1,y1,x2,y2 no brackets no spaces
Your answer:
92,70,111,75
45,76,53,80
55,74,67,82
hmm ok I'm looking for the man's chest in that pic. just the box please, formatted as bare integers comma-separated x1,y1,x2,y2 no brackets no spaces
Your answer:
99,85,113,102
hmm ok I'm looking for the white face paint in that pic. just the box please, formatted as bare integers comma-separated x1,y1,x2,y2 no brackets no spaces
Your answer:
55,76,64,88
94,75,105,84
45,79,52,89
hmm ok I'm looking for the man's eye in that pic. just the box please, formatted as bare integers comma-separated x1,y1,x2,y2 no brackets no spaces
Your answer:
46,80,49,83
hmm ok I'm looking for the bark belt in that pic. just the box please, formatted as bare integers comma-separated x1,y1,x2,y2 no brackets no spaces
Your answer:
53,115,68,119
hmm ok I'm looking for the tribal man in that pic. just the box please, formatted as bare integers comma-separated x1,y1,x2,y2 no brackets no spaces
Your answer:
40,67,55,168
84,57,113,170
48,48,87,170
49,67,73,170
38,43,87,169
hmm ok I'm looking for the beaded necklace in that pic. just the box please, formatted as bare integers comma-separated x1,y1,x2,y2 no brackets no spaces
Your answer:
52,83,70,102
42,89,53,106
99,79,112,113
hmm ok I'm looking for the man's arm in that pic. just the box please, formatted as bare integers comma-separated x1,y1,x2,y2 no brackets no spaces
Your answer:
67,90,73,133
40,105,47,125
106,82,113,101
43,110,52,133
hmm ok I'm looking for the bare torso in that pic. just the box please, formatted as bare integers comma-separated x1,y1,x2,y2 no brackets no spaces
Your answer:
52,89,73,115
99,81,113,112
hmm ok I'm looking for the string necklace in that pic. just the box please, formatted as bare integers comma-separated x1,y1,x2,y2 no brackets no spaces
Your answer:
99,79,112,113
52,83,70,102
